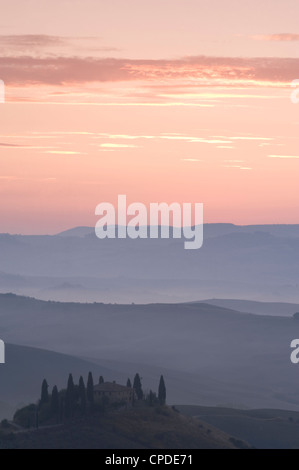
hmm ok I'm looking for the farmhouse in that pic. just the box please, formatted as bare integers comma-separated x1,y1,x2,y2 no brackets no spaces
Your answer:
94,382,134,405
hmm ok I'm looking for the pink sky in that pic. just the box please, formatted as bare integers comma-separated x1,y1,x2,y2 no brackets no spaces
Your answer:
1,0,299,234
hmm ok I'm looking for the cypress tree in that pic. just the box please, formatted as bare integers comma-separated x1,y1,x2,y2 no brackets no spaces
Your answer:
51,385,59,415
149,390,157,407
87,371,94,408
67,374,75,401
133,373,143,400
65,373,75,419
79,376,86,413
40,379,49,405
158,375,166,405
99,376,104,385
35,406,39,429
59,396,64,422
127,378,132,388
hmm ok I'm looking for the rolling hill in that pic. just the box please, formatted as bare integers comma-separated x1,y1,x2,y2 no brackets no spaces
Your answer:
197,299,299,317
178,405,299,449
0,343,125,420
0,406,247,449
1,294,299,411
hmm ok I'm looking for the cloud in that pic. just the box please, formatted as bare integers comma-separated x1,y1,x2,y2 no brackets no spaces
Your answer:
100,143,139,148
45,150,84,155
222,164,252,170
253,34,299,42
0,35,66,47
100,134,232,144
181,158,202,162
0,142,56,149
217,146,235,149
1,55,299,87
0,142,24,147
229,136,273,141
268,155,299,159
98,133,153,140
0,35,120,58
0,176,24,181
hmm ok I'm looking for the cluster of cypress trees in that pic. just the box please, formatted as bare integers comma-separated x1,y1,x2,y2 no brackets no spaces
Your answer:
127,373,166,405
39,372,167,421
40,372,96,421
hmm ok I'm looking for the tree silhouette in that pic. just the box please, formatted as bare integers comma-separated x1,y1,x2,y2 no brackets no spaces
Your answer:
158,375,166,405
59,396,64,422
127,378,132,388
99,376,104,385
65,373,75,419
79,376,86,413
87,371,94,408
51,385,59,416
133,373,143,400
40,379,49,405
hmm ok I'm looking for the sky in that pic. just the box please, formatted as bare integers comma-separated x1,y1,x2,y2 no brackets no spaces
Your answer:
1,0,299,234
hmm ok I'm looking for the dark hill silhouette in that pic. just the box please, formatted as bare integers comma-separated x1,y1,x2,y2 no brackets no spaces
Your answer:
0,406,246,449
1,294,299,412
179,405,299,449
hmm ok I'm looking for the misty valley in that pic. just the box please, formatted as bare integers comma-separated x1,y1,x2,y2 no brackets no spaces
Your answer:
1,224,299,449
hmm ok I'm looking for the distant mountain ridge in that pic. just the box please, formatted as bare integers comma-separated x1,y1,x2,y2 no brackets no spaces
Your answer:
196,299,299,317
56,223,299,239
1,223,299,303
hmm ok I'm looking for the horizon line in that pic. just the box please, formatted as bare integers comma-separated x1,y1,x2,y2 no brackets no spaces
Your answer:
2,222,299,237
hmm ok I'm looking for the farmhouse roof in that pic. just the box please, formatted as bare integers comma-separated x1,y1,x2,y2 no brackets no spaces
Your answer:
94,382,132,392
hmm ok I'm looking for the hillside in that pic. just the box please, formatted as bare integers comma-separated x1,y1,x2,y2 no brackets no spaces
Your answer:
0,343,124,421
198,299,299,317
0,406,246,449
1,294,299,410
178,405,299,449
